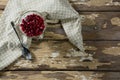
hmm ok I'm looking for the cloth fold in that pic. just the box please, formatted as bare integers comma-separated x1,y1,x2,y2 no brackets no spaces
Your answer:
0,0,86,70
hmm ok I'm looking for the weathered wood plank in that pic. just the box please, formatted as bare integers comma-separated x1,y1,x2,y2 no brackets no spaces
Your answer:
45,12,120,40
71,0,120,12
70,0,120,6
0,0,120,11
0,11,120,40
4,41,120,70
0,71,120,80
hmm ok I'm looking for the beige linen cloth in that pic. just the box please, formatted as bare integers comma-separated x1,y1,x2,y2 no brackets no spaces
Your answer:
0,0,87,70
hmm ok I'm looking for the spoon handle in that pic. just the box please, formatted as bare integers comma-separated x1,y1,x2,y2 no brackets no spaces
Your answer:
11,22,23,46
11,21,32,60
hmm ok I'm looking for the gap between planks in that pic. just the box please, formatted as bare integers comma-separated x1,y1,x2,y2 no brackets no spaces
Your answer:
2,69,120,72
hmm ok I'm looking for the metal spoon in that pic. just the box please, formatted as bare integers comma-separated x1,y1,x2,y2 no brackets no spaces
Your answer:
11,21,32,60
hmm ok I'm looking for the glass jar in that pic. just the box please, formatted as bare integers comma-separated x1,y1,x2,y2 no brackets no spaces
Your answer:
17,11,47,39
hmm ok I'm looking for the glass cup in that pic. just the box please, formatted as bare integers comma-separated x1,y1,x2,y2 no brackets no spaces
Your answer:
17,11,47,39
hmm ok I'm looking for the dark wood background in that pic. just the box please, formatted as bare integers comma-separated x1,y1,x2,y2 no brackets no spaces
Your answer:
0,0,120,80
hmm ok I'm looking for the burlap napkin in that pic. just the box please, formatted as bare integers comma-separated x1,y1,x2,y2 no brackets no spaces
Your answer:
0,0,86,70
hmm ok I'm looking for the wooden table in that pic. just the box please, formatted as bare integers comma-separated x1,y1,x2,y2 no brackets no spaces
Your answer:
0,0,120,80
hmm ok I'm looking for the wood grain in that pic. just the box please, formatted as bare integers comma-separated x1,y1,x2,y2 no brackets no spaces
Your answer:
0,71,120,80
3,41,120,70
0,0,120,79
